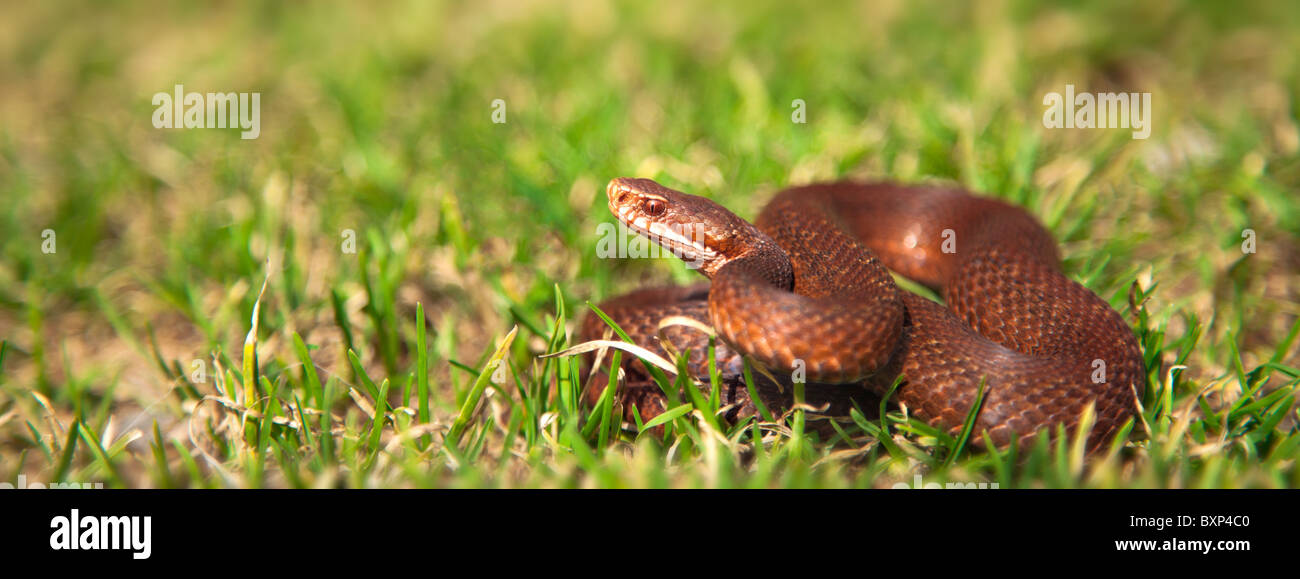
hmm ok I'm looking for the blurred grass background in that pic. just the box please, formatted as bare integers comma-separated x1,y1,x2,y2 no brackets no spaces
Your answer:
0,0,1298,487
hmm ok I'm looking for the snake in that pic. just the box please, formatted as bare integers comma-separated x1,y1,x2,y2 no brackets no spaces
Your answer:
581,177,1145,449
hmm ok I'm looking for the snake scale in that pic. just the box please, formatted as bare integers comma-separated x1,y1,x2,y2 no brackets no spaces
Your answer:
581,177,1144,449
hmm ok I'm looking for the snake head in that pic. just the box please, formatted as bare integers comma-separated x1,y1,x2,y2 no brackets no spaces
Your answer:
606,177,780,279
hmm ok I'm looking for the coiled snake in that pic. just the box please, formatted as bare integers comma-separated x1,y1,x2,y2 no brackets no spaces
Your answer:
582,178,1144,449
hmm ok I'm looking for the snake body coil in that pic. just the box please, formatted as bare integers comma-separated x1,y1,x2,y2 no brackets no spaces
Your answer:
583,178,1144,449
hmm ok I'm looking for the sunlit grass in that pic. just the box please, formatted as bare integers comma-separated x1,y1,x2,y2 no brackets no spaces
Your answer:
0,0,1297,488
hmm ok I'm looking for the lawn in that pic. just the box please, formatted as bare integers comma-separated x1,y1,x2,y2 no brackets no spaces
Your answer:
1,0,1298,488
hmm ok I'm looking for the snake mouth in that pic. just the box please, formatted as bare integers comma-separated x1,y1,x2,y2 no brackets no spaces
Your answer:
614,203,719,267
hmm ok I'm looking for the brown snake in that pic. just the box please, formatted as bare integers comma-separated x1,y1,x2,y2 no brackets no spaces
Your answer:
581,177,1145,449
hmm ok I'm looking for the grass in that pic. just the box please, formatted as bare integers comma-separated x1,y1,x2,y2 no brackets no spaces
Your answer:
0,0,1298,488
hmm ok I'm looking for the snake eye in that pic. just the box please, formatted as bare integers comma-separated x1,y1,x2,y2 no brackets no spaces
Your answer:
644,199,666,217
